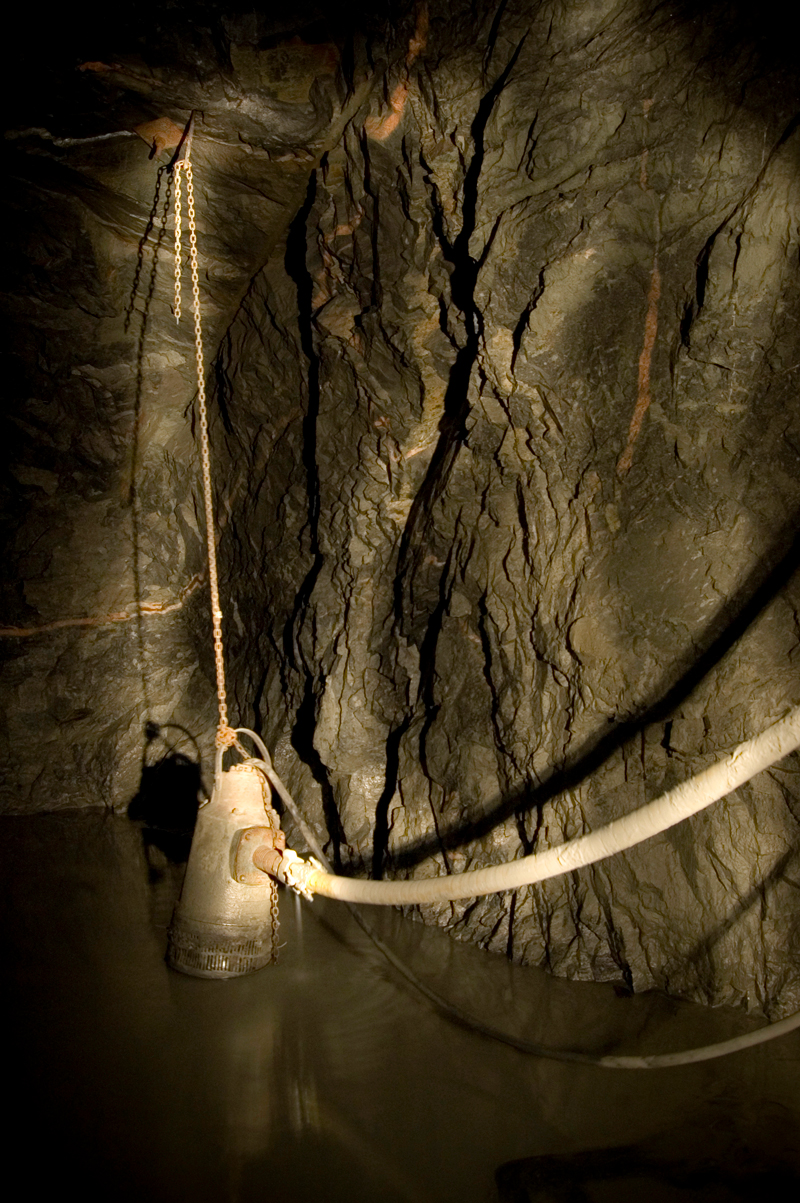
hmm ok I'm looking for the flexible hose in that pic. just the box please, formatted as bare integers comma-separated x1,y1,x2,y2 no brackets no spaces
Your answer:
595,1010,800,1068
234,724,800,1068
300,707,800,905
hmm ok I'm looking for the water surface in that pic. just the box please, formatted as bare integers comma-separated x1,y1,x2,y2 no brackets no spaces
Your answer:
5,813,799,1201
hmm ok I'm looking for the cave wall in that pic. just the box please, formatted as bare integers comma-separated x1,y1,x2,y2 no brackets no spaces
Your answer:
1,3,375,804
2,1,800,1015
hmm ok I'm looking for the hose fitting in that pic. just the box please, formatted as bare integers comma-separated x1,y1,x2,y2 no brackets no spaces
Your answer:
246,837,324,901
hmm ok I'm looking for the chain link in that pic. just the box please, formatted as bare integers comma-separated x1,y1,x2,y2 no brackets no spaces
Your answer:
257,767,281,959
173,157,231,747
173,166,183,323
269,878,280,962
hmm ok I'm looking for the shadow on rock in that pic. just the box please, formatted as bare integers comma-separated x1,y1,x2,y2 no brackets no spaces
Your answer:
127,721,207,875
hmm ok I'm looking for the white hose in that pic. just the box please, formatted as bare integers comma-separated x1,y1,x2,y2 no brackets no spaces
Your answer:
302,706,800,904
596,1008,800,1068
235,717,800,1066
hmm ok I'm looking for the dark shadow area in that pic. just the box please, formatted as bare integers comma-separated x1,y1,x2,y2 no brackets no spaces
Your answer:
650,0,800,90
386,519,800,872
124,159,209,861
281,169,350,871
125,163,173,727
128,721,205,871
685,846,797,982
495,1111,800,1203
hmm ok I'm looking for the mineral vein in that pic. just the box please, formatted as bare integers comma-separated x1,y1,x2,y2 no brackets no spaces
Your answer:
0,573,204,638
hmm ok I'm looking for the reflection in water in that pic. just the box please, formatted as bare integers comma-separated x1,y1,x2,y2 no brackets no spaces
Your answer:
496,1124,797,1202
5,814,800,1202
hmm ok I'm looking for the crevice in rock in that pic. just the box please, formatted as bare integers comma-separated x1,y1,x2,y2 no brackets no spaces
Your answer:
688,108,800,351
395,37,526,630
371,714,412,878
212,329,236,437
482,0,510,80
416,545,455,773
603,910,635,994
511,266,545,375
360,135,383,312
514,477,532,570
283,170,322,673
693,222,719,315
506,888,517,959
477,590,526,822
291,684,346,870
280,165,348,866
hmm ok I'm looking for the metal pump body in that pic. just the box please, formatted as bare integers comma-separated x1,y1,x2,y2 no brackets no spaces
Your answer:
167,761,280,978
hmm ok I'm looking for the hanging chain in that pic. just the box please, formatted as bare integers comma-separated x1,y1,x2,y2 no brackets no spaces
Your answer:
173,166,184,323
269,877,280,961
174,131,280,955
173,154,235,751
260,771,281,960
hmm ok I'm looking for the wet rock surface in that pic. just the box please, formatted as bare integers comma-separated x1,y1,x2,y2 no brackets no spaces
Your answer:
2,2,800,1014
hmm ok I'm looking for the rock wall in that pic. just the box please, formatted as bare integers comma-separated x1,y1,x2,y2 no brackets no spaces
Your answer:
2,1,800,1014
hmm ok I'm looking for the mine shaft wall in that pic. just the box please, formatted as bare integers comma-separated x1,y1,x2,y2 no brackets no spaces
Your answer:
2,1,799,1014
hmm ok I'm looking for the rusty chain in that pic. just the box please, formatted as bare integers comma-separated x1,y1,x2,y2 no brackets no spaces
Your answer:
260,771,281,960
173,155,237,752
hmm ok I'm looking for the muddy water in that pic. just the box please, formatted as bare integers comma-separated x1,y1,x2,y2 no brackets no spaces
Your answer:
5,813,799,1201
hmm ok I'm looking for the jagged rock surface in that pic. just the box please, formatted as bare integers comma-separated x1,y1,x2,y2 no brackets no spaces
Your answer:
2,1,799,1015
